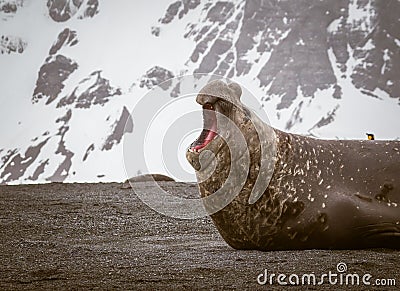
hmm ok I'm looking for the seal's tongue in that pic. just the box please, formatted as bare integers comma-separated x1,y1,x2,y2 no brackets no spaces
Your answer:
190,103,217,152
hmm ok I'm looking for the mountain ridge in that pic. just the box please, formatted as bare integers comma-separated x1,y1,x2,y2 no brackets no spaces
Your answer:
0,0,399,184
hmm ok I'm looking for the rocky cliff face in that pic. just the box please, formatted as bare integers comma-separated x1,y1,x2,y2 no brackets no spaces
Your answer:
47,0,99,22
0,0,24,17
0,0,399,184
162,0,399,110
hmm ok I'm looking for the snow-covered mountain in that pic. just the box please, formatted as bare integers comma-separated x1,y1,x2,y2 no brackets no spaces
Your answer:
0,0,399,184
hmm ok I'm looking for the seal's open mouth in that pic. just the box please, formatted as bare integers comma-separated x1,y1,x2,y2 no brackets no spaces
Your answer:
189,103,218,153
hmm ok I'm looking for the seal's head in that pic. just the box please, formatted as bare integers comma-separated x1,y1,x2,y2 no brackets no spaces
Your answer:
186,80,255,175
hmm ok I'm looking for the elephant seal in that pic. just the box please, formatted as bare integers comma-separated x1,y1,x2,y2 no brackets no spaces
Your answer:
186,80,400,250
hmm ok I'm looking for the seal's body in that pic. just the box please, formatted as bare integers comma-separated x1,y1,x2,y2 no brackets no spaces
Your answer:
186,80,400,250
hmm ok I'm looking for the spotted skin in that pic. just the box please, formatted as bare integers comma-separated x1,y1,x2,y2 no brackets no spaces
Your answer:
186,80,400,250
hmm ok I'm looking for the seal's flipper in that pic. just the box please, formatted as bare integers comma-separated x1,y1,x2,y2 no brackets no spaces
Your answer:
357,223,400,237
356,223,400,248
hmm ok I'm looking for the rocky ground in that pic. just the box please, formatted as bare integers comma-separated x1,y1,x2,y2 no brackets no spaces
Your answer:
0,182,398,290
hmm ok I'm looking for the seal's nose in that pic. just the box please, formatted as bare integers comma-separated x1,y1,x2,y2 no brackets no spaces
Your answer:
196,94,218,106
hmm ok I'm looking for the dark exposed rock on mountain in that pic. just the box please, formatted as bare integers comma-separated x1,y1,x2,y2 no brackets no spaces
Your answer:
77,0,99,19
140,66,174,90
0,149,17,172
47,0,83,22
285,100,304,131
151,26,160,37
1,0,399,184
159,0,200,24
170,81,181,98
178,0,201,19
0,34,27,54
348,0,400,99
160,0,201,24
328,0,400,100
46,137,74,182
83,143,94,161
56,109,72,123
103,106,133,151
189,27,218,63
46,109,74,182
32,28,81,104
47,0,98,22
57,70,122,109
49,28,78,55
32,54,78,104
28,159,49,181
0,2,17,13
311,105,340,131
186,1,341,108
207,1,235,24
160,1,180,24
0,0,24,19
257,1,340,109
191,3,238,76
46,139,73,182
0,139,49,183
164,0,400,110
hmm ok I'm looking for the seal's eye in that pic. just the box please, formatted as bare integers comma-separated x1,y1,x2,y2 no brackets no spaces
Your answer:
203,103,214,110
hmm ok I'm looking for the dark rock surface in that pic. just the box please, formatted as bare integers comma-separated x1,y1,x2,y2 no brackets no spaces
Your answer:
57,70,122,109
174,0,400,108
28,159,50,181
0,149,18,171
102,106,133,151
139,66,175,90
331,0,400,99
0,2,17,14
0,183,398,289
0,140,49,183
49,28,78,55
46,0,98,22
46,109,74,183
160,0,181,24
32,28,80,105
310,105,340,131
77,0,99,19
151,26,160,37
178,0,201,19
82,143,94,162
47,0,83,22
0,35,27,54
160,0,201,24
0,0,24,18
32,55,78,105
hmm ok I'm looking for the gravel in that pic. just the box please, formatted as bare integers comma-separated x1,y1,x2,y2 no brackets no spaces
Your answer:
0,182,398,290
